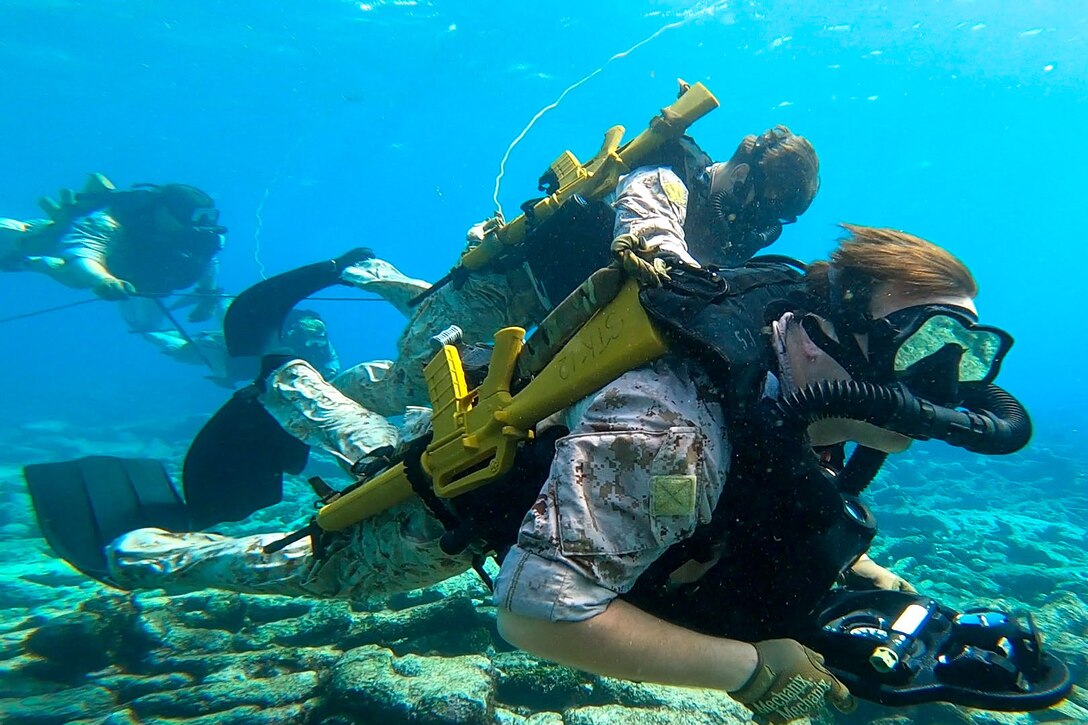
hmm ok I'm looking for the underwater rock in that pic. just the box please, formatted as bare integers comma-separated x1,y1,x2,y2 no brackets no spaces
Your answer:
89,671,195,702
23,612,111,675
127,670,319,718
240,597,358,648
0,576,64,609
493,709,565,725
170,591,250,632
591,679,751,721
863,715,913,725
141,645,341,681
0,683,116,724
563,704,748,725
328,644,495,724
18,593,159,679
493,649,595,710
992,564,1066,604
131,700,325,725
339,594,482,650
882,534,935,561
242,594,315,623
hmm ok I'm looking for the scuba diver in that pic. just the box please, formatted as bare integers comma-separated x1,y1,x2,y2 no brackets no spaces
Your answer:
145,308,342,387
326,118,820,417
37,223,1047,723
24,83,1067,722
0,173,227,333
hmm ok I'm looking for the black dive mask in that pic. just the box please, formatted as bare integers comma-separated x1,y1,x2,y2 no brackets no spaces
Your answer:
867,305,1014,405
803,304,1014,407
187,206,226,235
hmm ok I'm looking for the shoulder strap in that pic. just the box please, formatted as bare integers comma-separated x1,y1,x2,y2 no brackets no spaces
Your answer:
640,262,807,406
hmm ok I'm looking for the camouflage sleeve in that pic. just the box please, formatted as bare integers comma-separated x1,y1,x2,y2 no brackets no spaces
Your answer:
612,166,699,267
493,357,729,622
56,211,120,265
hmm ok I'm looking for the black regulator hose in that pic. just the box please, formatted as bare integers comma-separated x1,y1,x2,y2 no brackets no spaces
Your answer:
773,380,1032,457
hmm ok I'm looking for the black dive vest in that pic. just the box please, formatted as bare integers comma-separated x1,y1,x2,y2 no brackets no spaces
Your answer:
441,262,880,639
625,262,878,640
106,192,222,294
107,228,221,294
519,136,716,309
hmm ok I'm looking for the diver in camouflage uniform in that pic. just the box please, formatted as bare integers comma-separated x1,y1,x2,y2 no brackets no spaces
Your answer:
145,308,342,386
331,125,821,417
103,124,822,622
1,177,227,333
97,220,1026,724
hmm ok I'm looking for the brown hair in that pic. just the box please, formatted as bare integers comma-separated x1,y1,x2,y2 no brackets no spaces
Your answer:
727,125,820,216
807,223,978,306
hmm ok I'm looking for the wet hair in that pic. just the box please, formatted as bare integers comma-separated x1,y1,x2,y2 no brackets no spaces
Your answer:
726,125,820,218
806,223,979,309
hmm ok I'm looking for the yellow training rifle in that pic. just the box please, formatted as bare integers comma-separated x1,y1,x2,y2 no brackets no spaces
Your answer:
412,81,720,302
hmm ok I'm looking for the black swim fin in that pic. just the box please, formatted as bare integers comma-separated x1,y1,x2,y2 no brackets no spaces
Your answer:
225,248,374,357
183,389,310,529
24,456,190,583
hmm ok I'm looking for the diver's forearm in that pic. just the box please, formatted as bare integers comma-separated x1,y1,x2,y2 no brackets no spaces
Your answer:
194,258,220,292
55,257,117,290
497,598,757,692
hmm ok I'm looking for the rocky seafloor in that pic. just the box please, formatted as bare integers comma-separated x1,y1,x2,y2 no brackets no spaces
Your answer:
0,417,1085,725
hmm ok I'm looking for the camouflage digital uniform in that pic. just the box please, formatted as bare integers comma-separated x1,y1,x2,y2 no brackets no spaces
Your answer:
107,355,729,609
106,166,714,603
334,260,548,417
493,356,731,621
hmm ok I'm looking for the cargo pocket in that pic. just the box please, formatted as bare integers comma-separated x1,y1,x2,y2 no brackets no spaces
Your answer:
647,426,705,548
555,427,704,558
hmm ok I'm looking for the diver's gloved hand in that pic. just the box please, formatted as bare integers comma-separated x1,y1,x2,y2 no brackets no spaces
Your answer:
730,639,856,724
93,276,136,301
332,247,375,276
847,556,918,594
188,288,225,323
610,233,672,287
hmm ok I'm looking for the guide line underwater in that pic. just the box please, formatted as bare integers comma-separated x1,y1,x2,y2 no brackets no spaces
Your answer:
0,291,388,326
246,1,731,283
490,1,729,219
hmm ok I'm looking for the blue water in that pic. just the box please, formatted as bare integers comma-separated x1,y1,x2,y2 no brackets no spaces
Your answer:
1,4,1086,721
1,0,1085,437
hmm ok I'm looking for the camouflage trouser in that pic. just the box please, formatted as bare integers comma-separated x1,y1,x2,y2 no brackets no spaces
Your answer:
105,498,473,599
258,358,400,470
103,257,541,599
338,257,431,320
106,356,470,598
0,218,59,271
334,262,547,416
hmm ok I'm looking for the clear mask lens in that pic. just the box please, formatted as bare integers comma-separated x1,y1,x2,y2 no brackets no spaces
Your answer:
894,315,1004,383
190,207,220,227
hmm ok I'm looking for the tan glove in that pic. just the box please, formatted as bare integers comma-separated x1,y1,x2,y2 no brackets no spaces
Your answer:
610,233,671,287
93,276,136,301
730,639,855,724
